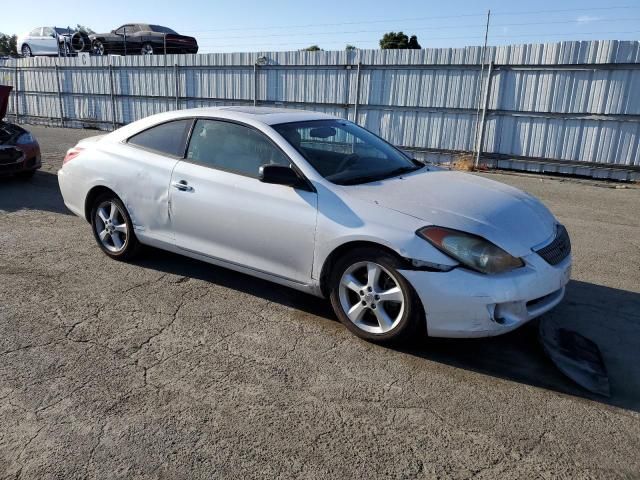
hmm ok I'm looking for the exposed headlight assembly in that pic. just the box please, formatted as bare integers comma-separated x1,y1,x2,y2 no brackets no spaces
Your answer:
417,226,524,274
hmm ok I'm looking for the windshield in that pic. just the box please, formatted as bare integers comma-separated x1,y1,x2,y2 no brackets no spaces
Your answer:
54,27,76,35
149,25,178,34
272,120,421,185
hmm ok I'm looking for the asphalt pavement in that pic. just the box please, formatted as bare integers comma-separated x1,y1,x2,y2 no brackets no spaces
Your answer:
1,125,639,479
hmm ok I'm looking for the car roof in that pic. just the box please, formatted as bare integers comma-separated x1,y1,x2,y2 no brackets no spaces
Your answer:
107,106,339,142
174,106,337,126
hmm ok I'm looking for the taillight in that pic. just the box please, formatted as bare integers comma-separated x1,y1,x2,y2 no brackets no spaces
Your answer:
63,146,84,165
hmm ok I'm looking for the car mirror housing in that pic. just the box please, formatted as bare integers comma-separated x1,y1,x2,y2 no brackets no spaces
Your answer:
259,164,309,190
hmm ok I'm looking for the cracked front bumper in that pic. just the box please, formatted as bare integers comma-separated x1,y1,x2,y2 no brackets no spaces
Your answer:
399,253,572,338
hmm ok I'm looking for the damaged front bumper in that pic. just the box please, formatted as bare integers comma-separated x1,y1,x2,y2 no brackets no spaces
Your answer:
400,253,572,338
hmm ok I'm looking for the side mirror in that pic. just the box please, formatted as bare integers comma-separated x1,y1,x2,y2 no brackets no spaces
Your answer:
259,164,309,190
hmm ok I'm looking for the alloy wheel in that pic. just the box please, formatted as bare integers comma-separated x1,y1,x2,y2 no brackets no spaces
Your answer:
21,45,31,57
94,200,128,253
141,44,154,55
338,261,406,334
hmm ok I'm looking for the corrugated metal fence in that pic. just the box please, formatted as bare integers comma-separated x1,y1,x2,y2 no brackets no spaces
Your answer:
1,40,639,180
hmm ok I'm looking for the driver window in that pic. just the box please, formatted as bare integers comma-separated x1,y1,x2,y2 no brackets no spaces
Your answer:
115,26,126,35
187,119,291,177
42,27,55,37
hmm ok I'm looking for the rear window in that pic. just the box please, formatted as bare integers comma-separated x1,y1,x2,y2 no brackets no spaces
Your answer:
127,119,192,157
149,25,178,34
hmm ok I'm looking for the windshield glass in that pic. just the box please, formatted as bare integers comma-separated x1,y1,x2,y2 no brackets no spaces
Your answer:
149,25,178,34
272,120,421,185
54,27,76,35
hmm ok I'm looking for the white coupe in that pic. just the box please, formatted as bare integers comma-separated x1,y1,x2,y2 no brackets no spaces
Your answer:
58,107,572,342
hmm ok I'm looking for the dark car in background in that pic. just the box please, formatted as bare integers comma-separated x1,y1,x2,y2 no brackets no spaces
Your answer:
0,86,41,179
90,24,198,56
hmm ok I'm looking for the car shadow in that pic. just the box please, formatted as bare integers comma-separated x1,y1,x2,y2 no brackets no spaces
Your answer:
0,170,72,215
137,248,640,412
402,280,640,412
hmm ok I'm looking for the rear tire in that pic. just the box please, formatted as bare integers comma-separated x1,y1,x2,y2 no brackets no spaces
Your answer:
21,44,32,57
92,40,105,56
329,247,424,344
90,193,140,261
141,43,154,55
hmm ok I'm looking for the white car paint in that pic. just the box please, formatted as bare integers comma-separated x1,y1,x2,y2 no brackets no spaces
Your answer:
17,27,58,56
58,106,571,338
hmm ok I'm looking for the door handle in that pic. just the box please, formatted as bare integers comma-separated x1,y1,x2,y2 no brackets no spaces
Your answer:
171,180,193,192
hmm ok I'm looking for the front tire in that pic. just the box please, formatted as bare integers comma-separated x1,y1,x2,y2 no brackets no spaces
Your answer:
90,194,140,260
141,43,154,55
329,247,423,344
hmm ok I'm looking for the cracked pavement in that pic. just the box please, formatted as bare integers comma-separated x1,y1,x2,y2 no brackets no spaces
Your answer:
1,126,639,478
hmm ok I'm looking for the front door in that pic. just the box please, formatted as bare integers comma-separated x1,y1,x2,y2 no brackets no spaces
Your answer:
169,119,318,284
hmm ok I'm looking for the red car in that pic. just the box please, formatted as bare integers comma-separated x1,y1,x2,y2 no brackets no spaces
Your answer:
0,86,41,179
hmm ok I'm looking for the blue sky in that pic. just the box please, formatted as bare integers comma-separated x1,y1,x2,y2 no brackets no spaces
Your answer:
2,0,640,53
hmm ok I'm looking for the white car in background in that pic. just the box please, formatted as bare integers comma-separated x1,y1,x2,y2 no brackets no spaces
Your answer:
17,27,90,57
57,107,572,343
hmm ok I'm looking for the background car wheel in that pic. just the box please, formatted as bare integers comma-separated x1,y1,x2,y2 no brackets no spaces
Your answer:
21,45,32,57
58,42,70,57
92,40,105,56
329,247,424,344
90,193,140,260
141,43,154,55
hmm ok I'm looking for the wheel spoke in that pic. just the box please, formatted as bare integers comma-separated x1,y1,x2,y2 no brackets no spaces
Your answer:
111,231,123,250
114,223,127,234
98,229,109,241
109,202,118,222
341,273,364,294
97,207,109,224
346,302,367,323
377,286,403,304
367,262,381,289
373,306,394,330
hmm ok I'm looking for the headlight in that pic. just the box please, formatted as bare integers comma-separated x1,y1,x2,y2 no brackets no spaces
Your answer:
417,226,524,274
16,132,34,145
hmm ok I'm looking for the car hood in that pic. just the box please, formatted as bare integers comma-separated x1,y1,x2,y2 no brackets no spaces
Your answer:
345,169,557,257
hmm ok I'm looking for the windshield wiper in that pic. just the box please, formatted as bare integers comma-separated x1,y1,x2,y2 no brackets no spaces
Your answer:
339,165,424,185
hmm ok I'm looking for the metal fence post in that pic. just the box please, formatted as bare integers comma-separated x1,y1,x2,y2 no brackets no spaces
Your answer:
474,61,494,169
174,63,179,110
54,64,64,127
253,63,258,107
108,63,116,130
14,64,19,122
353,62,362,124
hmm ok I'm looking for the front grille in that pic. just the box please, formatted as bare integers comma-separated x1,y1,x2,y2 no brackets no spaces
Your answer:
535,225,571,265
0,147,23,165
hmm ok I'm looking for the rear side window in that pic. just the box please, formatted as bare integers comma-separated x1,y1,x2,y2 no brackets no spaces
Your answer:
186,119,290,177
30,28,42,36
128,119,192,157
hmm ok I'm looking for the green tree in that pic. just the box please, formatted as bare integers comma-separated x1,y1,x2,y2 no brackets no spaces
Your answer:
0,34,17,56
379,31,421,49
345,44,358,51
303,45,322,51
